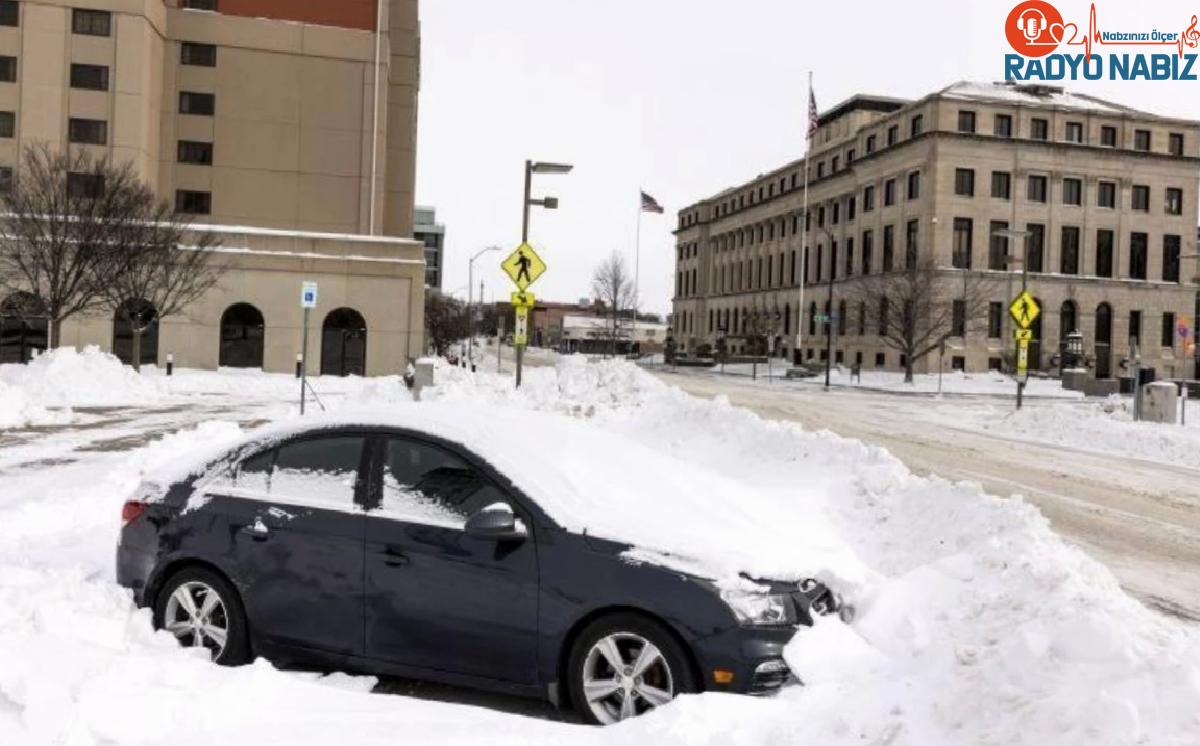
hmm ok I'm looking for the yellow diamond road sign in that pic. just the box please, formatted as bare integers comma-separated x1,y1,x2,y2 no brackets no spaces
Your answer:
501,242,546,291
1009,291,1040,330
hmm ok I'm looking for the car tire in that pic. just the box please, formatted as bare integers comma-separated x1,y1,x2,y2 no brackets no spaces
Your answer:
154,567,251,666
566,612,698,725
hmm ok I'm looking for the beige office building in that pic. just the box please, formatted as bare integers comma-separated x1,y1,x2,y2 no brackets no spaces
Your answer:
673,81,1200,381
0,0,424,376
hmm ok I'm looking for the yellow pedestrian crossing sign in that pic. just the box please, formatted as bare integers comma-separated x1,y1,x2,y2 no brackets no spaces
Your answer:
510,291,536,309
1009,291,1040,329
502,242,546,291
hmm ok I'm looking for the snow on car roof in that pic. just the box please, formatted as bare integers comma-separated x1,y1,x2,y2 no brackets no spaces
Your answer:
149,401,863,586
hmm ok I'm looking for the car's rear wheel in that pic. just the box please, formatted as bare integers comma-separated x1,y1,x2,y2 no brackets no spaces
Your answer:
567,612,697,725
154,567,250,666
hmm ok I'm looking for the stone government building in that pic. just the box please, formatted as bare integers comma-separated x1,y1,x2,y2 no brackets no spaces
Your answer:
0,0,424,376
672,81,1200,380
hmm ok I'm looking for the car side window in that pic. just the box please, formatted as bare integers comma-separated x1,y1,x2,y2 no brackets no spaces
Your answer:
380,438,498,528
236,448,274,493
270,436,364,509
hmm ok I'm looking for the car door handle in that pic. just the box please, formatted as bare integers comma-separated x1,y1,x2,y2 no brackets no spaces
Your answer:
380,548,409,567
240,517,270,541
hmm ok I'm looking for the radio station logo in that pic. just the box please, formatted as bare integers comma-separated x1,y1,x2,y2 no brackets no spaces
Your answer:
1004,1,1200,81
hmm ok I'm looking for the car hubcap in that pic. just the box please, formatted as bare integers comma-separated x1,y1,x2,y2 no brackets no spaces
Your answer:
163,581,229,660
582,632,675,724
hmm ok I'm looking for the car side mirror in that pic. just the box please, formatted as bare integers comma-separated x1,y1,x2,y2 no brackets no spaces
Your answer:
464,504,527,541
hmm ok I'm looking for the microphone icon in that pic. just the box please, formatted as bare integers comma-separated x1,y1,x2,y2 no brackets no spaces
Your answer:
1018,8,1046,42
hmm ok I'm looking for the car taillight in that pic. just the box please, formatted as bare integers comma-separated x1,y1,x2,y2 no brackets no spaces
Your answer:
122,500,146,526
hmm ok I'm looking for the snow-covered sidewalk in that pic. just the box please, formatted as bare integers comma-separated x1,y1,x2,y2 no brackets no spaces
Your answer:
1,349,1199,744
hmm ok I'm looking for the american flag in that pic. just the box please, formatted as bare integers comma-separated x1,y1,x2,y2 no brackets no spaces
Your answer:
640,191,664,214
807,88,819,140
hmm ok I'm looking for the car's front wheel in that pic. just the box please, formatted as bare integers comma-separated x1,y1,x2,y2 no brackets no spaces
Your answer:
567,612,697,725
154,567,250,666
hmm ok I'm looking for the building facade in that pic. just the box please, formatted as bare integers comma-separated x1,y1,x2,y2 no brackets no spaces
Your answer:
414,205,444,289
672,81,1200,380
0,0,425,376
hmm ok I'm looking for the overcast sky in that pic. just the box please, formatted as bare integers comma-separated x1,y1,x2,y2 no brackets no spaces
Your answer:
415,0,1200,315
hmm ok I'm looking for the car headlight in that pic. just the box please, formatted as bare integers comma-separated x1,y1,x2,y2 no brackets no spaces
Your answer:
720,590,797,627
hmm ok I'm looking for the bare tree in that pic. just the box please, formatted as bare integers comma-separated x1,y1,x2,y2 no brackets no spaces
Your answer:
100,199,224,371
590,251,635,357
843,257,996,383
425,291,469,357
0,145,152,347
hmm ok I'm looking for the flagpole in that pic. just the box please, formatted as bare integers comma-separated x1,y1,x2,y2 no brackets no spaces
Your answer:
634,191,642,339
797,71,812,363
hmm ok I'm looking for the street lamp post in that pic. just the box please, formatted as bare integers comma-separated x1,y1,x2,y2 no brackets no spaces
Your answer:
811,226,836,391
515,160,573,387
993,227,1031,410
467,246,501,371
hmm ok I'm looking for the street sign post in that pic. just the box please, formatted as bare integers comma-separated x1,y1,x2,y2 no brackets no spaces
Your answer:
502,243,547,387
1008,290,1040,406
299,281,318,414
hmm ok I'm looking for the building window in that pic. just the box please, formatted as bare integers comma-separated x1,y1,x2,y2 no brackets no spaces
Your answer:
954,168,975,197
72,8,111,36
831,156,839,173
989,220,1009,270
1064,121,1083,143
991,171,1011,199
0,166,12,192
0,1,17,27
994,114,1012,137
904,219,919,268
847,196,856,221
68,118,107,145
1162,312,1176,348
988,302,1003,338
1031,118,1049,140
175,190,212,215
863,185,875,212
67,172,104,199
911,114,923,136
952,300,966,337
906,171,920,200
181,42,217,67
179,91,215,116
1129,232,1148,279
1165,187,1183,215
1062,177,1082,206
1098,180,1116,208
1163,234,1181,282
957,110,976,133
816,162,824,178
1129,310,1142,346
883,178,895,206
0,55,15,83
1027,174,1047,203
1026,224,1045,272
882,225,894,271
1131,185,1149,211
0,110,12,138
866,134,876,154
1134,129,1151,151
1100,125,1117,147
178,140,213,165
70,63,109,91
886,124,898,146
182,0,219,9
1060,226,1080,275
1095,229,1114,278
1169,132,1185,156
952,218,972,269
875,352,885,367
879,298,889,336
861,230,873,274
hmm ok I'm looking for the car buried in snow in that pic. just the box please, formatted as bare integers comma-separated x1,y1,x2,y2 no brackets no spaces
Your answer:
116,404,842,725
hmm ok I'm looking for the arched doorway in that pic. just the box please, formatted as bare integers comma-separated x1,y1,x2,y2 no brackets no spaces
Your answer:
219,303,265,368
1095,302,1113,378
1028,297,1044,371
321,308,367,376
0,292,48,363
1058,300,1077,371
112,299,159,367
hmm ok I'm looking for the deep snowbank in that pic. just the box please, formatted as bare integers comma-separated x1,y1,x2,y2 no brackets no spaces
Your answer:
0,355,1198,744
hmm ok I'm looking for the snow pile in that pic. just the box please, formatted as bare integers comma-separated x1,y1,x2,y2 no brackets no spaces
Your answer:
1,357,1200,744
0,346,166,409
0,379,72,429
968,395,1200,466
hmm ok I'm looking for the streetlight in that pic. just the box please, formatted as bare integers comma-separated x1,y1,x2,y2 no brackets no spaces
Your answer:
515,159,573,388
467,246,501,370
810,225,836,391
993,227,1031,409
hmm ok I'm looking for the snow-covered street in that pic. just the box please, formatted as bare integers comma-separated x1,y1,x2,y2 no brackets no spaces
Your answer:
3,349,1200,744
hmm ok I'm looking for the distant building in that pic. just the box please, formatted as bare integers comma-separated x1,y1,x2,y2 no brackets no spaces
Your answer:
561,315,669,355
414,206,446,289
